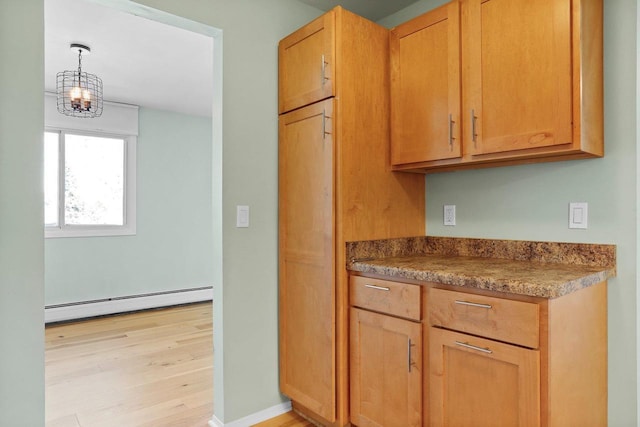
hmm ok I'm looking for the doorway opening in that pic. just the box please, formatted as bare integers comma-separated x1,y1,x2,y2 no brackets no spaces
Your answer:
43,0,222,425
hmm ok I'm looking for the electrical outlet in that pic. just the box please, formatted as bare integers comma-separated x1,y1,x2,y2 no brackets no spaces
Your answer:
444,205,456,226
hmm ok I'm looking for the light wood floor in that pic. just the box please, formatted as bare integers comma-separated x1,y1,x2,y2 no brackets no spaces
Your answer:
46,302,315,427
253,411,316,427
45,302,213,427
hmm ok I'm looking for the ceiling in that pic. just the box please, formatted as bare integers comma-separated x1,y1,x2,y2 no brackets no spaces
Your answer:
296,0,421,21
45,0,418,118
45,0,213,117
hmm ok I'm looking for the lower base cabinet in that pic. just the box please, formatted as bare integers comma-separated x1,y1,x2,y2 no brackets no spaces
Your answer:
349,275,607,427
349,276,423,426
429,327,540,427
350,308,422,427
428,284,607,427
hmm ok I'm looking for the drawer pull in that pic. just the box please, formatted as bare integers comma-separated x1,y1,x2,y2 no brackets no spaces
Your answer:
365,284,390,292
455,300,492,309
455,341,493,354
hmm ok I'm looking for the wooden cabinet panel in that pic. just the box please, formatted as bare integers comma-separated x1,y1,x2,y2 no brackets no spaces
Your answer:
429,288,539,348
279,11,335,114
279,99,335,421
545,282,608,427
350,308,422,427
464,0,572,156
350,276,421,321
429,327,540,427
390,1,461,165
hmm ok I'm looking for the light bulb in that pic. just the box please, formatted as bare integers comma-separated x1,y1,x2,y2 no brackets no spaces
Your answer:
82,89,92,110
70,86,82,110
70,86,81,100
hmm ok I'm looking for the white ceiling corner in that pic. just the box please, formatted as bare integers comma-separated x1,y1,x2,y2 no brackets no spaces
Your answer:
45,0,214,118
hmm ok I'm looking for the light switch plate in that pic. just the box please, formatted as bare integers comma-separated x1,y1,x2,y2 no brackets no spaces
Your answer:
236,205,249,228
569,202,588,229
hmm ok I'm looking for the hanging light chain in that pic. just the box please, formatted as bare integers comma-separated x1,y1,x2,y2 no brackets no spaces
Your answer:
74,49,81,88
77,48,83,76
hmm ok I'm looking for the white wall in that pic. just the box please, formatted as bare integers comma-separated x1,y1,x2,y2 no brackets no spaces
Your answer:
381,1,638,425
45,107,213,305
0,1,45,426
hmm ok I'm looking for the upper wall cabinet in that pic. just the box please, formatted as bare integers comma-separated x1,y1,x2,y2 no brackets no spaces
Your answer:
390,0,603,173
278,12,335,114
390,1,461,165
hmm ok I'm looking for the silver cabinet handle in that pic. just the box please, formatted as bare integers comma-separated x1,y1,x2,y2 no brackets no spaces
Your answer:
408,338,415,372
322,109,331,139
448,114,455,150
471,109,478,146
364,284,390,291
455,300,492,309
455,341,492,354
321,54,328,86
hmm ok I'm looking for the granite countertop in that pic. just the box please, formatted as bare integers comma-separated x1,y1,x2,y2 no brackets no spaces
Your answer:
347,237,616,299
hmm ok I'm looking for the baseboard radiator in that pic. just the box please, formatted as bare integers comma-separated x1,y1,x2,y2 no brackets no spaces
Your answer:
44,286,213,324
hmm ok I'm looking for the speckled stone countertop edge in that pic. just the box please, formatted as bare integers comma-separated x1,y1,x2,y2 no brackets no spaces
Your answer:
349,260,615,299
346,236,616,268
346,237,616,299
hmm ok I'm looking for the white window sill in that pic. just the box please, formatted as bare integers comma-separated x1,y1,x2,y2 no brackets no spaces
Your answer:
45,224,136,239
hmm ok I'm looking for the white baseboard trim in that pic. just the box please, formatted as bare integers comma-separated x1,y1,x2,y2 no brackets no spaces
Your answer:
44,287,213,323
209,401,292,427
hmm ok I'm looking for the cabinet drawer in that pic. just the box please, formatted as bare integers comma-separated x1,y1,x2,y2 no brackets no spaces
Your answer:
350,276,421,321
429,288,539,348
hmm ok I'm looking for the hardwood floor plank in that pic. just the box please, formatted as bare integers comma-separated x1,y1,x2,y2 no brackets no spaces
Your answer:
46,414,81,427
45,303,213,427
252,411,316,427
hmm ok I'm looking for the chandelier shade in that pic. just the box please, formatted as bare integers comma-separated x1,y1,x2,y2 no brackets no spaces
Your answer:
56,44,103,118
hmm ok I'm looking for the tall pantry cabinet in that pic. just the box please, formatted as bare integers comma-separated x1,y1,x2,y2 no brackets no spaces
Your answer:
278,7,426,426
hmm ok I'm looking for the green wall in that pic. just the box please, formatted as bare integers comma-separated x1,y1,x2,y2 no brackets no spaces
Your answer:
381,1,638,425
1,0,320,424
44,107,213,305
0,1,45,426
129,0,322,423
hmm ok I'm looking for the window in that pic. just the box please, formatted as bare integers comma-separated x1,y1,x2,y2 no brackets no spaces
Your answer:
44,129,136,238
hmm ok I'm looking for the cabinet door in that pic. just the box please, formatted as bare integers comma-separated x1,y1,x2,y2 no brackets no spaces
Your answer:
279,99,336,422
350,308,422,427
463,0,572,156
278,10,335,114
390,1,461,165
430,327,540,427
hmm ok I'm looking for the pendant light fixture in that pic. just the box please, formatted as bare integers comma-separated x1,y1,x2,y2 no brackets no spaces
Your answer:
56,43,103,118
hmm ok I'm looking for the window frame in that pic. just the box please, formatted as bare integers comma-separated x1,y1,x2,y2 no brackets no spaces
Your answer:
44,127,137,238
